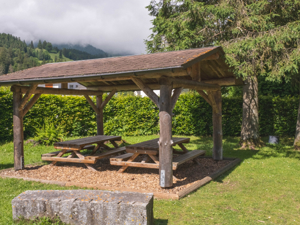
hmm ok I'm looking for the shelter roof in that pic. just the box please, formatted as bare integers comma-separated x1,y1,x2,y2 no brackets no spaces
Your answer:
0,46,241,89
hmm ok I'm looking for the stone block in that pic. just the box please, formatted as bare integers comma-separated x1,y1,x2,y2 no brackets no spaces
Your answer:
12,190,153,225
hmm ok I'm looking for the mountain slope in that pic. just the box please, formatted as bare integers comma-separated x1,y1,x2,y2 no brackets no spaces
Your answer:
54,44,108,57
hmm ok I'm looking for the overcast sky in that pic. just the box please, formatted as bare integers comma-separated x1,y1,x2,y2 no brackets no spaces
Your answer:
0,0,154,55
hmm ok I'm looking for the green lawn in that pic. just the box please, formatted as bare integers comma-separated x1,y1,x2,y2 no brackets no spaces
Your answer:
1,135,300,224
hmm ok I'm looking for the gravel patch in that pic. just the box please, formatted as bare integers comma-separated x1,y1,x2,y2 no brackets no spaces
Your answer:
1,157,232,194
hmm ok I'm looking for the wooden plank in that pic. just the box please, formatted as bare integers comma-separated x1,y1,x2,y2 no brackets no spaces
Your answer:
85,147,126,160
13,91,24,171
41,150,73,157
18,84,38,111
125,137,189,151
191,62,201,81
11,85,103,96
111,161,160,169
51,149,67,165
177,158,241,199
149,154,159,164
173,150,206,167
126,149,158,155
23,93,41,116
54,135,121,149
88,83,161,92
110,153,134,162
178,143,188,153
132,77,159,108
110,140,119,148
158,78,173,187
42,156,96,164
118,153,139,173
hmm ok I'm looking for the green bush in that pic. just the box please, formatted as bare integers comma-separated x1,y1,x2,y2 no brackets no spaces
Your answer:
0,90,298,142
33,119,66,145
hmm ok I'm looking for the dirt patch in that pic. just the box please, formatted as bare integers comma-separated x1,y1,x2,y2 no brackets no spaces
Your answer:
1,157,233,194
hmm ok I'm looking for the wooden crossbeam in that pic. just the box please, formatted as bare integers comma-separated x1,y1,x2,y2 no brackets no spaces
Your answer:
11,85,103,96
18,84,38,110
132,77,159,108
170,78,221,91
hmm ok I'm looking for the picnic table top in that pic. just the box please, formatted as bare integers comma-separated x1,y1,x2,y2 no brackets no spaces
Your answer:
54,135,121,150
126,137,190,151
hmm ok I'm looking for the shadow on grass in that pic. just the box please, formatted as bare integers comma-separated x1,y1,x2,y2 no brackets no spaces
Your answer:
154,219,168,225
0,163,14,170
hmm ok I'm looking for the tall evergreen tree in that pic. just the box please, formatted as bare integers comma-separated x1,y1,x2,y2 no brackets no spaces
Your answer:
30,41,34,49
146,0,300,148
37,40,42,49
42,40,47,49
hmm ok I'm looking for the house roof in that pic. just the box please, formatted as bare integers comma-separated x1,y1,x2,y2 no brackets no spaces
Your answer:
0,46,240,89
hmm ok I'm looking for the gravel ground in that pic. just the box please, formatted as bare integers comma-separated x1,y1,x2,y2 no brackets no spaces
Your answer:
1,157,232,194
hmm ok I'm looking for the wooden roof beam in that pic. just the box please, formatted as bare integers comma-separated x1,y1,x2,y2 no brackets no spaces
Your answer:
11,85,103,96
170,78,221,91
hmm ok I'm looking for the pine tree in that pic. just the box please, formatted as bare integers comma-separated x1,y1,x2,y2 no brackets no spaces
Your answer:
30,41,34,49
146,0,300,148
37,40,42,49
42,41,47,49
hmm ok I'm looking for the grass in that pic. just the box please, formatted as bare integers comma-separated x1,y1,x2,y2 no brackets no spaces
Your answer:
1,135,300,224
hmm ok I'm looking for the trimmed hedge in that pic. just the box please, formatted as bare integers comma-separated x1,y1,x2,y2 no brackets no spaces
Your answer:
0,91,298,142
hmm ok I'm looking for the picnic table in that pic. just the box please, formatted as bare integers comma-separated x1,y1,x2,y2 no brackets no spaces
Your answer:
42,135,126,171
110,137,205,172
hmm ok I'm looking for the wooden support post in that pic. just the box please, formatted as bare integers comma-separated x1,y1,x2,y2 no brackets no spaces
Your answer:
212,90,223,160
158,78,173,188
96,95,103,135
13,91,24,171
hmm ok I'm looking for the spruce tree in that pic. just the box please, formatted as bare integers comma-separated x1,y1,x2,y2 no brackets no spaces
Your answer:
146,0,300,148
37,40,42,49
30,41,34,49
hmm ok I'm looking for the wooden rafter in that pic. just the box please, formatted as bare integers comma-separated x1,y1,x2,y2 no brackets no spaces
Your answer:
11,85,103,96
170,77,221,91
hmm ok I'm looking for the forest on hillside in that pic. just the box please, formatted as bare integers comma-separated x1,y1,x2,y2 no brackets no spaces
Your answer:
0,33,108,75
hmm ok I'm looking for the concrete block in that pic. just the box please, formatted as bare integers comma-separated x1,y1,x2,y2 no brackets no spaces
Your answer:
12,190,153,225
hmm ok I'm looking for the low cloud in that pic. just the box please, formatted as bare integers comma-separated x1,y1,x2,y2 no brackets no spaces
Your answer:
0,0,153,54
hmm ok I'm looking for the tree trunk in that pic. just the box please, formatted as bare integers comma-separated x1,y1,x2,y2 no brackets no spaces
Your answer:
294,96,300,149
240,76,262,149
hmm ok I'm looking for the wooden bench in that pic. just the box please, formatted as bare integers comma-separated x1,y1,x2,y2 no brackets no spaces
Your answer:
42,135,124,171
110,138,205,172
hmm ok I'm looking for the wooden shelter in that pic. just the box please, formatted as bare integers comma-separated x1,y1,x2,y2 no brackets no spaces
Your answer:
0,46,242,188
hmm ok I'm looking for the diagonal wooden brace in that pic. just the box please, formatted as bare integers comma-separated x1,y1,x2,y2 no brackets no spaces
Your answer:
18,84,38,111
132,77,160,108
